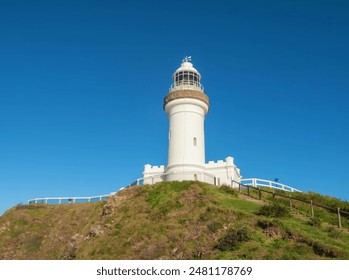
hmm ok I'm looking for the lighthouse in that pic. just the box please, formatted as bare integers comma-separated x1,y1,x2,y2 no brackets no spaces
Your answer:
143,57,241,186
164,57,209,181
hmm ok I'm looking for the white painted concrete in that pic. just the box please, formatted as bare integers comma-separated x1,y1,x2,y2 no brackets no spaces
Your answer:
143,59,242,187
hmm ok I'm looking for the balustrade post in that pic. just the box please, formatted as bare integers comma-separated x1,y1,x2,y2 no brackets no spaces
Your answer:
247,185,250,196
258,188,262,200
310,200,314,218
289,195,292,210
337,208,342,228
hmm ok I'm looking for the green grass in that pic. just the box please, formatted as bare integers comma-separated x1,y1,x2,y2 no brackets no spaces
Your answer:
242,186,349,229
1,181,349,260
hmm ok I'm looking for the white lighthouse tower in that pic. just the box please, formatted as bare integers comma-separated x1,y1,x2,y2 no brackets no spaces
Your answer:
164,56,209,181
143,57,241,186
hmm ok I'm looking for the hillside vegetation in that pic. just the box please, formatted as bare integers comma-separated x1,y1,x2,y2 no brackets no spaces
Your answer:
0,181,348,260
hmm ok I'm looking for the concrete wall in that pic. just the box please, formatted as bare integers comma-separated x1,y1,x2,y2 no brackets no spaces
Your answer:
143,156,241,188
143,164,165,185
205,156,241,187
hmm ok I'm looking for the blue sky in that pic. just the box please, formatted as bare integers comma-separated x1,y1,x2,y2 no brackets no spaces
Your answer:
0,0,348,215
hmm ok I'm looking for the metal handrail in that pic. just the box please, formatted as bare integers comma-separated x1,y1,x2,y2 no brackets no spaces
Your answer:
169,81,204,92
27,193,113,204
27,176,302,205
241,178,302,193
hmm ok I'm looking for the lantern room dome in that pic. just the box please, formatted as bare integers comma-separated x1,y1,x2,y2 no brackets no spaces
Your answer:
173,61,201,78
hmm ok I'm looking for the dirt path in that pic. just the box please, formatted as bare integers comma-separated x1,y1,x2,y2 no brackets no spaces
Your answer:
238,193,309,221
238,193,267,205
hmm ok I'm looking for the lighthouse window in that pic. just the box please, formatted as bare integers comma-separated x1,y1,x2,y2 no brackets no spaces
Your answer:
175,72,199,84
178,72,183,81
193,137,197,146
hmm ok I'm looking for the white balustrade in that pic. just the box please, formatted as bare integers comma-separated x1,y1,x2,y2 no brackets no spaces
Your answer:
240,178,302,193
27,174,301,206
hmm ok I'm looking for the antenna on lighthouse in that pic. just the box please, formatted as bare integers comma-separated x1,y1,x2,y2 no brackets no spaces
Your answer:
182,56,192,63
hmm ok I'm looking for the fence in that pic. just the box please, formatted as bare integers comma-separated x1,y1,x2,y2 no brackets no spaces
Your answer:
27,176,297,205
241,178,302,193
27,194,112,205
236,180,349,229
27,177,348,229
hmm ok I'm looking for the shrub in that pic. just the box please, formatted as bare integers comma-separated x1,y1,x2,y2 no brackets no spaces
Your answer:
256,219,276,229
312,242,338,258
215,226,250,251
257,203,290,218
308,217,322,227
207,221,222,233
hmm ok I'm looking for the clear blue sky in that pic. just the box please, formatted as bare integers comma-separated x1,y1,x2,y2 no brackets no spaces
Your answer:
1,0,348,215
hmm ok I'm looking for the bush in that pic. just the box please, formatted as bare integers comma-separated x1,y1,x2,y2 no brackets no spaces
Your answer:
215,226,250,251
308,217,322,227
207,221,222,233
256,219,276,229
257,203,290,218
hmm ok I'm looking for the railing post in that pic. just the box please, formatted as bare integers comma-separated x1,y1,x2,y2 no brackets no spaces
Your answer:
247,185,250,196
337,208,342,228
258,187,262,200
310,200,314,218
272,190,275,202
59,198,61,204
99,196,102,201
238,183,241,193
252,178,256,187
289,195,292,210
136,179,139,185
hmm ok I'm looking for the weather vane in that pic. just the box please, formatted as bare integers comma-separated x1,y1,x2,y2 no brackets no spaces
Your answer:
182,56,192,63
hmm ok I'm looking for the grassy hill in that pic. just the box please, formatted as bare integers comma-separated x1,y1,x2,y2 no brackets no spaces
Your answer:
0,181,348,260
